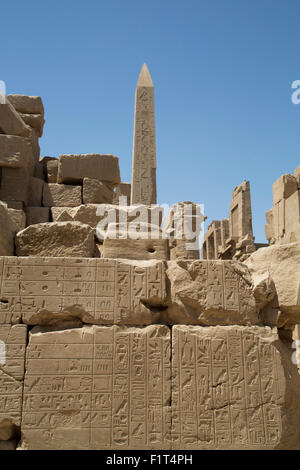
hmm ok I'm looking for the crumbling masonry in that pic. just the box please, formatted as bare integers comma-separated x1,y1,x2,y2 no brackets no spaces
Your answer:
1,65,300,449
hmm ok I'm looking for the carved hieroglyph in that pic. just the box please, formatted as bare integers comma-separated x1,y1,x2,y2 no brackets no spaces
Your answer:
165,260,259,325
131,64,157,205
0,324,27,440
0,257,166,325
171,325,300,449
20,325,171,450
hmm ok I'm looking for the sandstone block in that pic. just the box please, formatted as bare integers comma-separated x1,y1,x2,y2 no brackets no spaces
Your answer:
294,165,300,186
0,258,23,324
0,135,32,168
51,204,162,232
26,207,50,226
43,183,82,207
0,167,30,204
29,128,40,162
45,158,58,183
102,237,168,260
245,243,300,327
7,209,26,233
51,204,101,227
2,201,24,210
273,174,298,205
0,257,166,325
0,101,31,137
19,113,44,137
172,325,300,449
0,202,14,256
34,162,45,180
58,154,120,185
0,324,27,440
15,222,95,258
20,324,171,450
83,178,113,204
165,260,259,325
28,177,44,207
7,95,44,115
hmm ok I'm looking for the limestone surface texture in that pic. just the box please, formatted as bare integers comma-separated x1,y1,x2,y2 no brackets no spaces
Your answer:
19,324,171,450
172,325,300,449
15,222,95,258
131,64,156,205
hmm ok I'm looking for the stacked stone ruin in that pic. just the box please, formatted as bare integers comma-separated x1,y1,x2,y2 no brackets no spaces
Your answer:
1,64,300,450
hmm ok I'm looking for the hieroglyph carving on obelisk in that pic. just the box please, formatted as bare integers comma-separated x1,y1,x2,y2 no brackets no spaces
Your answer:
131,63,157,205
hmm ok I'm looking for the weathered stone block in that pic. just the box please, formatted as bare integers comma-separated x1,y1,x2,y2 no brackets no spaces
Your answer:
0,167,30,204
28,177,44,207
51,204,109,229
0,257,166,325
19,113,44,137
102,237,168,260
0,135,32,168
0,202,14,256
43,183,82,207
26,207,50,226
113,182,131,205
0,324,27,440
7,209,26,233
273,174,298,205
165,260,259,325
58,154,120,185
7,95,44,115
15,222,95,258
45,158,58,183
0,102,31,137
172,325,300,449
83,178,113,204
19,324,171,450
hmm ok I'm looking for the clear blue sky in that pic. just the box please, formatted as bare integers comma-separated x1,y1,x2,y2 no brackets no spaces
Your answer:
1,0,300,242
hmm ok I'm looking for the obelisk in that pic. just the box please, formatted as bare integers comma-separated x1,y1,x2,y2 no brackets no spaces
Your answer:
131,63,157,205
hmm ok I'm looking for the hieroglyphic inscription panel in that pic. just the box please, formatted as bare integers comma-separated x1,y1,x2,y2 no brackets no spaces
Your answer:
0,257,166,325
21,325,171,450
168,260,258,325
0,324,27,437
172,326,285,449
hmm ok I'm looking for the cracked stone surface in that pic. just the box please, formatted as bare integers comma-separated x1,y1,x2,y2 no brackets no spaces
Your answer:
0,324,27,440
165,260,260,325
171,325,300,449
19,324,171,450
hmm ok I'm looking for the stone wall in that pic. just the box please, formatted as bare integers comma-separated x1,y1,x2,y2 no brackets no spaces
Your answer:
1,91,300,450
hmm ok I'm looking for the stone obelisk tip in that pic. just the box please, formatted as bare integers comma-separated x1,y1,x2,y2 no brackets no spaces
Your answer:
137,63,153,87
